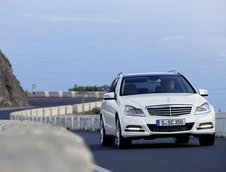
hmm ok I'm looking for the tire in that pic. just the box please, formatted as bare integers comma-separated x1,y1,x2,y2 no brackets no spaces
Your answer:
174,135,190,144
115,117,131,149
198,134,215,146
100,116,115,146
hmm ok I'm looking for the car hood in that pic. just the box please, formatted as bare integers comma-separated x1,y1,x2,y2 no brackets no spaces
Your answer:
118,93,206,109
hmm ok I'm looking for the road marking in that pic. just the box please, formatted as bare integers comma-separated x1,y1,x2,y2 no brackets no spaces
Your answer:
92,164,112,172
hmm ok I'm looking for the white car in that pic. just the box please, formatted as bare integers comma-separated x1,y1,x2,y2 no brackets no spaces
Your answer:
100,71,215,148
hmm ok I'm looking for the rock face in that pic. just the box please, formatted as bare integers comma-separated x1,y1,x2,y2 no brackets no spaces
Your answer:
0,50,29,108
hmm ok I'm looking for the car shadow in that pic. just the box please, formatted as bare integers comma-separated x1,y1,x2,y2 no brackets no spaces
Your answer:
128,142,200,149
88,142,200,151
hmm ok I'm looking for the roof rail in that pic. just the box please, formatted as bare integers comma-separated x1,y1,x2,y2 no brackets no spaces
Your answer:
168,70,179,74
117,72,124,77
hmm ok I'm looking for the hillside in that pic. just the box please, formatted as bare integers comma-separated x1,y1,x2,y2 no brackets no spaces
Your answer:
0,50,29,108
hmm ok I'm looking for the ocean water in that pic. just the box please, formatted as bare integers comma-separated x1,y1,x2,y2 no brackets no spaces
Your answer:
0,0,226,111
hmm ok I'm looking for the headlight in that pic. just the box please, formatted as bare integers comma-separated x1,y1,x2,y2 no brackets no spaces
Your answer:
195,102,211,115
124,105,145,117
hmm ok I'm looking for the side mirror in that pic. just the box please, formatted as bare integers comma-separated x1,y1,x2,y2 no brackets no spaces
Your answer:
198,89,208,97
103,92,116,100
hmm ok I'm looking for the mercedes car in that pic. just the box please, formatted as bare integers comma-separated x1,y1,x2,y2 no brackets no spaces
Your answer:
100,71,215,148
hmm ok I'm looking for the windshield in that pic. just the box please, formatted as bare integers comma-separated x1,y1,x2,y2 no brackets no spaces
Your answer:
121,75,196,96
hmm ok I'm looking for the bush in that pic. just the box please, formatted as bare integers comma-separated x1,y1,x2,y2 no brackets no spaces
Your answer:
69,84,109,92
84,107,101,115
91,107,101,114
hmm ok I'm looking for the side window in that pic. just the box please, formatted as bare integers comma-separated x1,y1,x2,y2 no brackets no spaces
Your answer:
109,78,119,93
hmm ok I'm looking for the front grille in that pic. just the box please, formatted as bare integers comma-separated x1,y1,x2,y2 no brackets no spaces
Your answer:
147,123,194,132
147,106,192,116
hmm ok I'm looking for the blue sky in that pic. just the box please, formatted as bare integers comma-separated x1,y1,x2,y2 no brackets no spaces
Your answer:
0,0,226,92
1,0,226,110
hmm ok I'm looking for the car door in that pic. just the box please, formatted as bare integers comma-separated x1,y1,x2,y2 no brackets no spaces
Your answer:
102,78,119,135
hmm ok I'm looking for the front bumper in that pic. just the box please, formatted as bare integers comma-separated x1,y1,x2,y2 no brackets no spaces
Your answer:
120,111,215,139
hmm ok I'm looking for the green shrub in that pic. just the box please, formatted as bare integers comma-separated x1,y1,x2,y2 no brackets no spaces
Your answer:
69,84,110,92
84,107,101,115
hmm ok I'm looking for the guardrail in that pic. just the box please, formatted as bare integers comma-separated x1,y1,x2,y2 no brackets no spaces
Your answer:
215,112,226,137
10,105,226,137
10,101,102,131
30,91,105,98
0,120,93,172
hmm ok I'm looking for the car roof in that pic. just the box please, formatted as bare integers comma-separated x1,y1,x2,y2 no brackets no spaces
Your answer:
121,72,180,78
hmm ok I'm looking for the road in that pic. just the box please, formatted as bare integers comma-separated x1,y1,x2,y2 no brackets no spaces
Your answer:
1,98,226,172
0,97,102,119
74,131,226,172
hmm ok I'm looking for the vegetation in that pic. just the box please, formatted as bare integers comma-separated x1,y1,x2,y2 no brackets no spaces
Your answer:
84,107,101,115
69,84,109,92
5,83,12,92
24,91,31,97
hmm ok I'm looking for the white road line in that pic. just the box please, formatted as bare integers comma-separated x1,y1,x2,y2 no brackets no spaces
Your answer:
92,164,112,172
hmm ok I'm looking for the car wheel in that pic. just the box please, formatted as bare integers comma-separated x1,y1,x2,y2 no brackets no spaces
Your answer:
115,117,131,149
174,135,190,144
100,116,114,146
198,134,215,146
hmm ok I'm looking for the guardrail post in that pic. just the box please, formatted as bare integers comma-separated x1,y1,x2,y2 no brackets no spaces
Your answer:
78,116,81,130
73,116,79,130
66,116,72,129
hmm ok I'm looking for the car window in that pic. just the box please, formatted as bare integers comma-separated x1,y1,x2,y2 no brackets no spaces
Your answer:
109,78,119,93
121,75,196,96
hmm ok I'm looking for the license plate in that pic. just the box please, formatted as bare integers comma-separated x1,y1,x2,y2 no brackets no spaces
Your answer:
156,119,186,126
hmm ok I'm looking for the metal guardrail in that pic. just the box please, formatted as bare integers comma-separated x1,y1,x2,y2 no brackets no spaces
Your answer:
29,91,105,98
10,101,102,131
215,112,226,137
10,104,226,137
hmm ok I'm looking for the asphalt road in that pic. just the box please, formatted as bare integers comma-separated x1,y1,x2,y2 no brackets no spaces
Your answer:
74,131,226,172
0,97,102,120
1,98,226,172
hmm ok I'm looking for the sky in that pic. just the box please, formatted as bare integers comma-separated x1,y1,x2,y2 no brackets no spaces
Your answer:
0,0,226,110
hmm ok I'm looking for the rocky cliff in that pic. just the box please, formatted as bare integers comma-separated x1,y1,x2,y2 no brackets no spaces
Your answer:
0,50,29,108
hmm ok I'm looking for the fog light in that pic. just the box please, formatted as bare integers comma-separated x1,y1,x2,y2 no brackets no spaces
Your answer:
197,122,213,130
125,126,144,132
